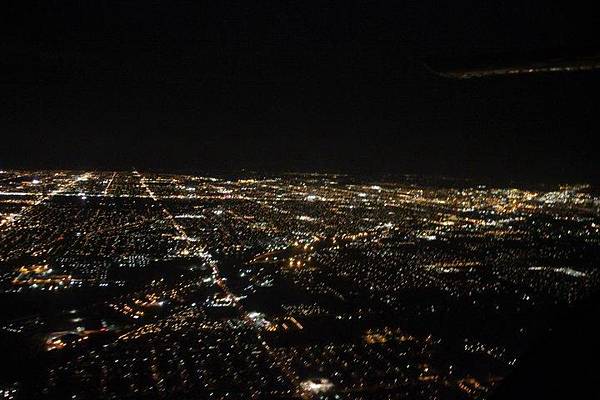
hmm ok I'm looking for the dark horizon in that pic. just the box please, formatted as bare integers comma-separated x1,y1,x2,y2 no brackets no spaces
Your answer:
3,1,600,183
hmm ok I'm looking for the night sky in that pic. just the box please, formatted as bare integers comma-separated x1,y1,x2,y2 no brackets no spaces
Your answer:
3,1,600,182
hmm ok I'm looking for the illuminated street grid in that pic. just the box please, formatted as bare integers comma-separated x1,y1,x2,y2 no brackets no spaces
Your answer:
0,170,599,399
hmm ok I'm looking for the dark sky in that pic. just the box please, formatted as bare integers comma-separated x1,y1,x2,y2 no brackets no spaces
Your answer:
3,1,600,182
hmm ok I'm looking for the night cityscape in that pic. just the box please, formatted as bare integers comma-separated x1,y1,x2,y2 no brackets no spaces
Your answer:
0,169,598,399
4,1,600,399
